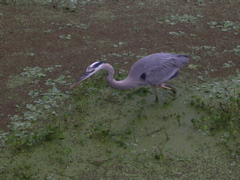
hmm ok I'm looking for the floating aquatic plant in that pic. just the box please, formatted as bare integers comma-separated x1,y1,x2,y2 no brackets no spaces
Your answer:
224,45,240,56
59,34,72,39
169,31,185,36
188,45,218,56
208,21,240,35
158,14,203,25
1,65,71,149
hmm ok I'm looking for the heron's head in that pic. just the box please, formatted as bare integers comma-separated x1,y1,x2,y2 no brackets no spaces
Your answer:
70,61,104,89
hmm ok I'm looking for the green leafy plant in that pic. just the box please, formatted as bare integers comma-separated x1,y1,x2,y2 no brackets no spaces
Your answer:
190,75,240,155
208,21,240,34
10,161,37,180
158,14,203,25
224,45,240,56
6,124,63,151
169,31,185,36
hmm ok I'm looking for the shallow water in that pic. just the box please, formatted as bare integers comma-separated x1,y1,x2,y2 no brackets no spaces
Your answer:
0,0,240,179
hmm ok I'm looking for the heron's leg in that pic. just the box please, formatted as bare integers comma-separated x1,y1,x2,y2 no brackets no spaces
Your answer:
161,83,177,94
152,86,159,102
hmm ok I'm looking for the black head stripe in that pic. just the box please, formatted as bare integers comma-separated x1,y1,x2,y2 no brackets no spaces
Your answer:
92,62,103,68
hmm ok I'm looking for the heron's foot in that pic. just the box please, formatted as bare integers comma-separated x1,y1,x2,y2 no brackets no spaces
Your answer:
161,84,177,94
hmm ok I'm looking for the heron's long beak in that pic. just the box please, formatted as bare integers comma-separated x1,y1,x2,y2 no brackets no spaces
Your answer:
69,71,92,89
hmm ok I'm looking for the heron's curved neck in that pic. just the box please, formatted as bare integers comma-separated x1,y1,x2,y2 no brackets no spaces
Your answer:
103,63,136,90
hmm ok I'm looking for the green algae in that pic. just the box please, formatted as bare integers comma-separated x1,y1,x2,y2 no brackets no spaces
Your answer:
1,71,239,179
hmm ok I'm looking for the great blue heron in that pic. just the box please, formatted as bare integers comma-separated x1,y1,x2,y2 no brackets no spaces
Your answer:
70,53,189,101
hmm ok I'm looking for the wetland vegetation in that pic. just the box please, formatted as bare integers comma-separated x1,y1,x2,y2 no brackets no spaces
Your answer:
0,0,239,179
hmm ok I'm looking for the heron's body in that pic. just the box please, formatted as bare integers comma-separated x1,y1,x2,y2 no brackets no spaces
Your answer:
70,53,189,101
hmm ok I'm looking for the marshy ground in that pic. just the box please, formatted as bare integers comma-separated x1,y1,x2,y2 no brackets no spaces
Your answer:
0,0,239,179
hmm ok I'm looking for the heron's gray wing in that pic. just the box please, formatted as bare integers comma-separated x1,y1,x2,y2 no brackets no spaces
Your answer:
128,53,189,85
141,54,188,85
144,61,179,85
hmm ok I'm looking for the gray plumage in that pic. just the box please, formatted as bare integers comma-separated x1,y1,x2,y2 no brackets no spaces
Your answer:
70,53,189,101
